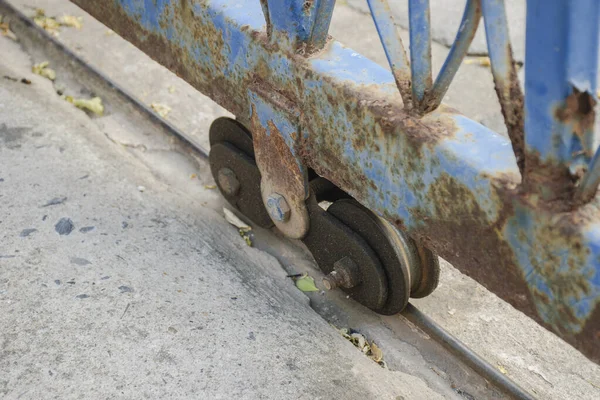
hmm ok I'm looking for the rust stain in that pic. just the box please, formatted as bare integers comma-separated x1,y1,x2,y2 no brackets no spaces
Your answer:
250,106,305,203
493,44,525,175
555,87,596,157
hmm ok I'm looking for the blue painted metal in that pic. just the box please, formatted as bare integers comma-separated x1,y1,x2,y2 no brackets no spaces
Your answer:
261,0,335,51
367,0,413,109
524,0,600,199
72,0,600,364
408,0,432,105
424,0,481,112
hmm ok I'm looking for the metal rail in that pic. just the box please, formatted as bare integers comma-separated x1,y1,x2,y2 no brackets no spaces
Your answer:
0,2,534,397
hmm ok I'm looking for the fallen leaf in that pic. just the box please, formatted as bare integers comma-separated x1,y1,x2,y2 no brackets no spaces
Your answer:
32,61,56,81
58,15,83,29
65,96,104,116
0,15,18,41
223,208,253,246
33,9,61,36
151,102,171,118
204,184,216,189
105,29,114,36
223,208,251,231
464,56,491,67
190,173,197,179
295,274,319,292
370,342,383,363
497,363,508,375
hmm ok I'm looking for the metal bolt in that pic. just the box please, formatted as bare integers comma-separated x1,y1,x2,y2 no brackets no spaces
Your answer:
217,168,240,196
266,193,291,222
322,257,360,290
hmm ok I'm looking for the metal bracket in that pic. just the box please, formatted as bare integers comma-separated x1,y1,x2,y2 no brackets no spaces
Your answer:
248,85,310,239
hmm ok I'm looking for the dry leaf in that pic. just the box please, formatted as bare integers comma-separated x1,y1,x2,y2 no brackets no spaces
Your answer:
65,96,104,116
32,61,56,81
464,56,491,67
223,208,252,246
370,342,383,363
58,15,83,29
105,29,114,36
223,208,251,230
190,173,197,179
204,184,216,189
497,363,508,375
151,102,171,118
294,274,319,292
33,9,61,36
0,15,18,41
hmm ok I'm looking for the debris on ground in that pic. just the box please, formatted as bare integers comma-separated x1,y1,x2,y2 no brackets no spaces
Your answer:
293,274,319,292
32,61,56,81
58,15,83,29
3,75,31,84
338,328,386,367
168,85,176,94
204,184,216,189
65,96,104,116
32,9,83,36
0,14,18,41
223,207,253,246
497,363,508,375
150,102,171,118
105,29,114,36
464,56,491,67
33,9,61,36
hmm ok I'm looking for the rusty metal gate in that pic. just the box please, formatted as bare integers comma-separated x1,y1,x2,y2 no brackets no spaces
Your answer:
71,0,600,366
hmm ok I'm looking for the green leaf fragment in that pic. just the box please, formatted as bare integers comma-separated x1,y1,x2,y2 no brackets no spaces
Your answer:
32,61,56,81
295,274,319,292
65,96,104,116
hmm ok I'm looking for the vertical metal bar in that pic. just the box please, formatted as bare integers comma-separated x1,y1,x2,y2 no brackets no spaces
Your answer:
408,0,432,106
308,0,336,51
524,0,599,201
262,0,334,53
259,0,272,38
423,0,481,113
367,0,413,109
481,0,525,175
577,149,600,203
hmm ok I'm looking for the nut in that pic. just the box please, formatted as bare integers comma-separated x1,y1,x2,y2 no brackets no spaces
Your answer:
322,257,360,290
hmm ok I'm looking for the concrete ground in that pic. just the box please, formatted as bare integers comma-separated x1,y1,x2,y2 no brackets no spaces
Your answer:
1,1,600,399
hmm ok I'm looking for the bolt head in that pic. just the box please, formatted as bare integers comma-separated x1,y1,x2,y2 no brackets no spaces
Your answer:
266,193,291,222
217,168,240,196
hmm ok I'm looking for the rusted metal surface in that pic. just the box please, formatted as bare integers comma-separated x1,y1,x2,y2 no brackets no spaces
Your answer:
249,85,310,239
71,0,600,364
367,0,413,109
481,0,525,175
